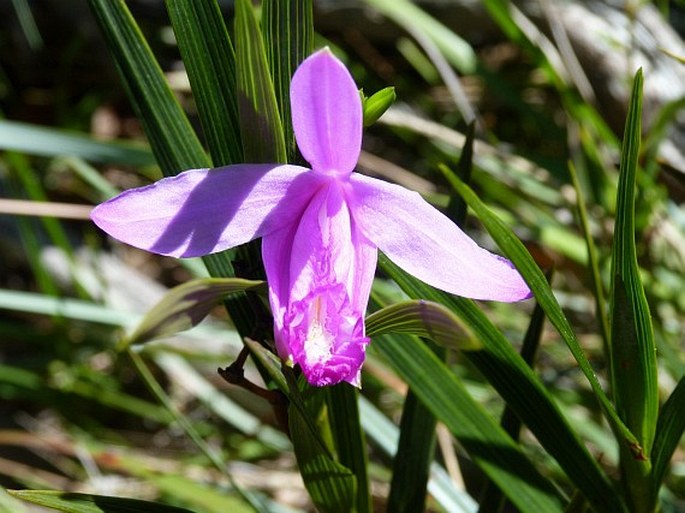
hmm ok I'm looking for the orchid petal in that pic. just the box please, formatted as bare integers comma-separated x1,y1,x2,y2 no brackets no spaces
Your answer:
290,48,362,177
263,181,375,386
349,173,531,302
91,164,323,258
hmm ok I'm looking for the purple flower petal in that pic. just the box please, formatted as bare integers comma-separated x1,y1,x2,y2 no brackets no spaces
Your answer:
262,180,375,386
290,48,362,177
91,164,323,258
348,173,531,302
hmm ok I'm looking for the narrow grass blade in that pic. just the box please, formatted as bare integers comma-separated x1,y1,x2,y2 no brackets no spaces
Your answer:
363,0,476,73
164,0,243,166
365,299,479,350
439,163,642,461
88,0,210,175
0,120,155,166
378,253,626,513
607,69,657,513
568,161,610,350
478,275,549,513
121,278,263,348
651,376,685,493
283,371,357,513
326,384,371,513
262,0,313,159
7,490,196,513
234,0,286,164
387,369,438,513
371,331,564,513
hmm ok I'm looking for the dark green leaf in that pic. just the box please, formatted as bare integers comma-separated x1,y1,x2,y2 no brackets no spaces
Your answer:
608,69,656,513
478,276,548,513
327,384,371,513
7,490,196,513
262,0,313,159
165,0,243,166
285,371,357,513
122,278,263,348
366,299,479,350
439,162,642,463
371,330,564,513
378,254,626,513
651,376,685,492
387,372,438,513
234,0,287,163
88,0,210,176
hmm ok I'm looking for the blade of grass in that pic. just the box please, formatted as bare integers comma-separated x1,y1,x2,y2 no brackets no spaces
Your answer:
234,0,286,164
262,0,313,159
370,329,565,513
651,376,685,494
440,163,643,463
7,490,196,513
378,253,626,513
164,0,242,166
0,120,155,166
608,69,657,513
568,161,610,351
326,384,371,513
478,273,550,513
386,358,439,513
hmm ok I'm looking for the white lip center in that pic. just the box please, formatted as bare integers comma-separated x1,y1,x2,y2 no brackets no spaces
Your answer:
304,296,333,364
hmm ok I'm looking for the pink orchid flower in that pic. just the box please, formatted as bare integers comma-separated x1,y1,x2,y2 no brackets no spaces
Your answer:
91,48,530,387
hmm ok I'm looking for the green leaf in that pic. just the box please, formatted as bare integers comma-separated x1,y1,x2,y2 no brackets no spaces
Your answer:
387,376,438,513
121,278,263,348
164,0,243,166
234,0,287,164
609,69,658,513
326,384,371,513
7,490,196,513
370,330,564,513
88,0,210,176
651,376,685,493
284,371,357,513
568,161,610,350
378,254,626,513
439,163,643,464
262,0,313,159
0,120,155,167
366,299,479,350
478,275,549,513
363,0,476,73
362,87,396,127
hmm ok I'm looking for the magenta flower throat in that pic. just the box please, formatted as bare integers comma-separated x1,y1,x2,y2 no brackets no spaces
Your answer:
91,48,530,387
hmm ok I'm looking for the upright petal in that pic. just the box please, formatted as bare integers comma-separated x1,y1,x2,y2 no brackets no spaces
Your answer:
290,48,362,177
262,180,376,387
348,173,531,302
91,164,323,257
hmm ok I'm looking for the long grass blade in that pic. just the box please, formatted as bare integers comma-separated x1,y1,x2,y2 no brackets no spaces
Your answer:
608,69,658,513
164,0,243,166
262,0,313,159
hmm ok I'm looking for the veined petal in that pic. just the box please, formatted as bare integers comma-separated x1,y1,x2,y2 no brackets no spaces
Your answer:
91,164,323,258
263,181,376,387
290,48,362,177
348,173,531,302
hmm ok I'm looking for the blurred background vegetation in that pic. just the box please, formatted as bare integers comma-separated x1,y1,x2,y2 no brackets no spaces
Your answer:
0,0,684,511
